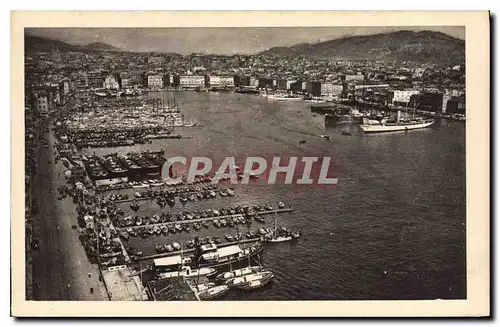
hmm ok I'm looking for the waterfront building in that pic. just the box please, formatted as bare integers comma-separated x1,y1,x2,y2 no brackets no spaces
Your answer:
234,75,250,87
286,80,296,90
207,76,234,88
87,69,108,89
321,83,343,97
409,92,443,112
389,89,421,106
445,95,466,114
289,80,303,93
276,79,287,91
258,77,274,89
148,74,164,89
305,81,322,97
249,77,259,88
179,75,205,89
103,74,120,89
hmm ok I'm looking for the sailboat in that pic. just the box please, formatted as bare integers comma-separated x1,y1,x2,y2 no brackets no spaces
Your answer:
263,212,300,243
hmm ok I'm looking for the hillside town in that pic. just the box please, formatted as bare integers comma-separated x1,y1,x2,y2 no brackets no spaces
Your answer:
25,47,465,118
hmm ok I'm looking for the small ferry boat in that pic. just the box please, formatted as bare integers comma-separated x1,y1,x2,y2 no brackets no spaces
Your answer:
183,121,198,127
198,284,229,301
227,270,275,289
157,266,216,279
215,266,263,283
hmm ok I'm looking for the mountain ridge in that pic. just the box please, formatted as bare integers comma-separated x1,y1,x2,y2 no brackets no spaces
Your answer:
259,30,465,65
24,35,123,52
24,30,465,65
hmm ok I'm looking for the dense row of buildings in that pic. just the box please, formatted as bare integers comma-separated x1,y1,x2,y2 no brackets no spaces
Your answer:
24,47,466,115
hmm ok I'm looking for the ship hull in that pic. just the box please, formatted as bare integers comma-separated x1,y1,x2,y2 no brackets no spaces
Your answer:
360,121,434,133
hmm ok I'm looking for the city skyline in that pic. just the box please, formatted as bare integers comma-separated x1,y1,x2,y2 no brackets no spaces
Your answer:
26,26,465,55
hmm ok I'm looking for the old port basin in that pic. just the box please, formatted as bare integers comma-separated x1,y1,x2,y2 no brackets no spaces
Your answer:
42,92,303,302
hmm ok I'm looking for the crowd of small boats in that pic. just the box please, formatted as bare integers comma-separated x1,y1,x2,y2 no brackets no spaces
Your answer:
55,95,197,148
112,202,286,230
103,184,230,206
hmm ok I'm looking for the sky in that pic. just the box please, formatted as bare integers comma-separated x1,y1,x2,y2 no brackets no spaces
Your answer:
26,27,465,55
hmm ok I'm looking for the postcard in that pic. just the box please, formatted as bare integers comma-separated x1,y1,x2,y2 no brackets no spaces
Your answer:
11,10,490,317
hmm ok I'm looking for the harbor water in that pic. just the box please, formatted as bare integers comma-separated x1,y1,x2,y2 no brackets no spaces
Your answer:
88,91,466,300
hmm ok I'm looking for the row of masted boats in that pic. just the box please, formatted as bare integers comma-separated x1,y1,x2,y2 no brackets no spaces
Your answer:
114,202,286,229
133,184,227,198
116,214,251,240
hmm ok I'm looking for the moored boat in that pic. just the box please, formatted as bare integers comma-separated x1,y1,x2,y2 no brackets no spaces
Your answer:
215,266,263,283
198,284,229,300
227,270,275,289
130,201,140,212
359,111,435,133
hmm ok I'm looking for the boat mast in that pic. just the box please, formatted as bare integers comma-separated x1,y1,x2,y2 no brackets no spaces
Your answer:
274,210,278,238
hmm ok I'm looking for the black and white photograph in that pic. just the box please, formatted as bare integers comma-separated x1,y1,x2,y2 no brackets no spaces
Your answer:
11,11,489,317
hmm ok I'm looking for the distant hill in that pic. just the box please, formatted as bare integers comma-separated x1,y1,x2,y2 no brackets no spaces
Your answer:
259,30,465,65
84,42,122,52
25,35,78,52
25,35,123,53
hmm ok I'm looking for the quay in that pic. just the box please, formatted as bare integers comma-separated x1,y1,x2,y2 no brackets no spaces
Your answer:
114,208,293,230
102,215,132,264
